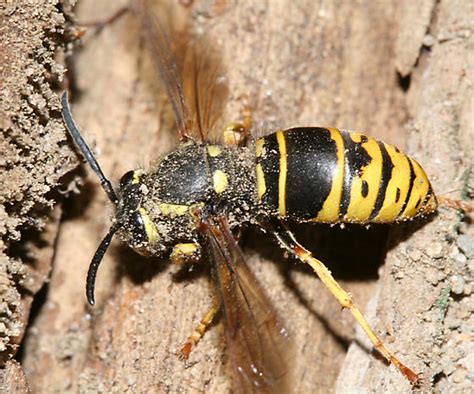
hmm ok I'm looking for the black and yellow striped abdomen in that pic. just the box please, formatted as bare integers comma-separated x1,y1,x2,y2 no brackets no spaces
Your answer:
255,127,437,224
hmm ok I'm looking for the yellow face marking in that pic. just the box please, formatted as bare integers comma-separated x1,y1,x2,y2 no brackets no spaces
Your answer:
255,138,264,158
276,130,287,217
255,163,266,200
373,144,411,222
315,128,344,222
400,158,430,219
213,170,228,194
207,145,222,157
132,170,143,185
138,207,159,244
159,203,189,216
345,133,382,222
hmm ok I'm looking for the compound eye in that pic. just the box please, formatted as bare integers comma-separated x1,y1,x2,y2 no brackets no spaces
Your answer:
119,170,135,188
130,211,147,244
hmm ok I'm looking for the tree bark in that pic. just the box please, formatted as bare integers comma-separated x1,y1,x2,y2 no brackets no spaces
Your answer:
5,0,473,392
1,1,75,392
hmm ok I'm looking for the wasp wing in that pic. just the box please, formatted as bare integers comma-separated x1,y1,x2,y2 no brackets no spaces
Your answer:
181,38,229,144
135,0,229,143
135,0,189,139
202,215,294,392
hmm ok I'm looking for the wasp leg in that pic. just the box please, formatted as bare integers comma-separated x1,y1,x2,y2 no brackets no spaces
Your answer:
268,221,419,384
223,94,252,147
179,301,219,360
172,241,215,359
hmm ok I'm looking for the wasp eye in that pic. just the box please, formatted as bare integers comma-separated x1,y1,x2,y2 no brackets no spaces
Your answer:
128,211,147,245
130,211,147,244
119,170,135,188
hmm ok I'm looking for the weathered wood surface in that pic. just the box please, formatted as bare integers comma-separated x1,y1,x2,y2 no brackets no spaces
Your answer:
9,0,473,392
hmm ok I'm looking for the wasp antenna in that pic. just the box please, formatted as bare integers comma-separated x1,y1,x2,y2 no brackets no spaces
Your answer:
60,91,118,204
86,224,119,306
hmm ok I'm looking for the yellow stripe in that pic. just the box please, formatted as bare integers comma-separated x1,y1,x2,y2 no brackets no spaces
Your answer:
255,138,266,201
400,158,430,219
159,203,189,216
255,138,264,158
276,131,287,216
315,128,344,222
345,133,382,222
373,144,410,222
256,163,266,200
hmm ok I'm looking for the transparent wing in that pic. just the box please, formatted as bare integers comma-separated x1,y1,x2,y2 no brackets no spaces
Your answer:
181,38,229,143
202,215,294,392
135,0,229,143
135,0,189,139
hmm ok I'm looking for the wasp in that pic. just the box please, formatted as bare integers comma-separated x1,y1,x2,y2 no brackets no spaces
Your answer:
60,0,442,390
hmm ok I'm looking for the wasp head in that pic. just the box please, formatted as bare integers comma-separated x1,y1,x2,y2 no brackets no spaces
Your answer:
60,92,167,306
116,170,162,256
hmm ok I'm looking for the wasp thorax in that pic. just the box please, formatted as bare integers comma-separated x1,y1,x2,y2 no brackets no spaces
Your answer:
114,143,258,259
116,170,160,256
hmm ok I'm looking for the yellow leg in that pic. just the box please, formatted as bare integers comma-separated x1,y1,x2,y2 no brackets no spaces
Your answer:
170,242,201,265
223,94,252,147
271,223,419,384
179,302,219,360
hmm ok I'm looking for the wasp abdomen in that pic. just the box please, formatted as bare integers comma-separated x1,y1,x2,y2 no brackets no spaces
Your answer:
255,127,437,224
